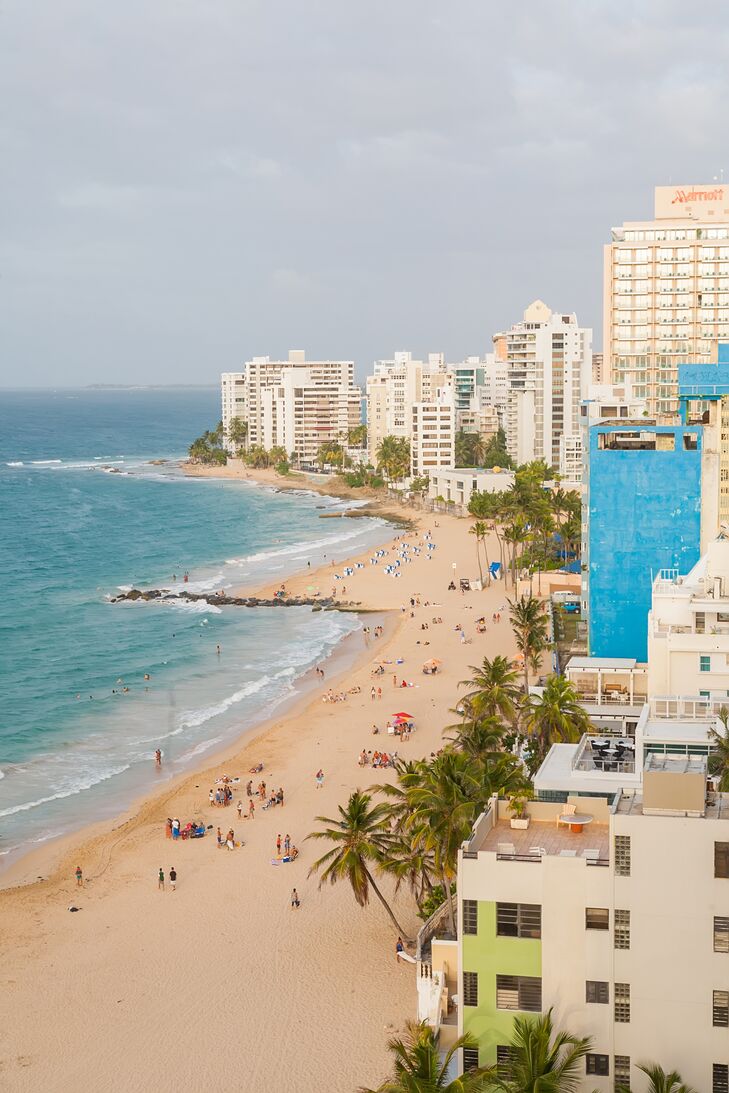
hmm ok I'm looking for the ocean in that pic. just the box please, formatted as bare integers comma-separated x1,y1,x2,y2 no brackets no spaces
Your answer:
0,389,391,870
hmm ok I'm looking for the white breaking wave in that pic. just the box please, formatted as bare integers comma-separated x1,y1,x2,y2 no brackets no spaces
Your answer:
0,763,132,819
5,461,23,467
30,459,62,465
177,674,273,730
226,523,381,568
164,599,222,615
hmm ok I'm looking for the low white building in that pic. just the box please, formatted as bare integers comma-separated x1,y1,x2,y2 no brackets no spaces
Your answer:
428,467,515,507
648,533,729,702
450,719,729,1091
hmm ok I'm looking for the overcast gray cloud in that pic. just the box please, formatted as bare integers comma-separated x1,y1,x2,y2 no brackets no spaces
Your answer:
2,0,729,386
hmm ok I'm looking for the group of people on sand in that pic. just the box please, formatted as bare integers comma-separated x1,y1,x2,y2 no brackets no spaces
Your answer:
166,817,205,840
358,749,398,768
322,686,360,703
217,827,241,851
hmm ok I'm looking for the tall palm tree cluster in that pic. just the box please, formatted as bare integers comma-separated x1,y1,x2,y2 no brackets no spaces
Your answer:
468,465,581,586
188,421,227,466
308,639,591,940
376,435,412,482
455,426,514,471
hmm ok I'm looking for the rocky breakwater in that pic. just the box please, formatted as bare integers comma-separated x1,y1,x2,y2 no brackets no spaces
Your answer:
110,588,363,612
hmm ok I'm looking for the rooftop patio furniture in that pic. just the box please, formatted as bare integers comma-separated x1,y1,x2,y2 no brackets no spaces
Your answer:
559,849,578,857
497,842,516,857
556,803,577,827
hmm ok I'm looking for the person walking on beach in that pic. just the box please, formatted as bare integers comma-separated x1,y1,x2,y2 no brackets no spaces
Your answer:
291,888,300,909
248,799,255,819
169,867,177,891
246,780,252,797
165,818,172,839
315,768,324,790
276,834,282,856
236,800,243,819
284,834,291,855
75,865,83,887
158,868,164,891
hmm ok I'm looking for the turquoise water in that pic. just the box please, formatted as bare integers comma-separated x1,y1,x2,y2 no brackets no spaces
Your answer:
0,389,390,867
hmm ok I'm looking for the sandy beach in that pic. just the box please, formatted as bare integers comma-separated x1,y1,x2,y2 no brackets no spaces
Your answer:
0,480,524,1093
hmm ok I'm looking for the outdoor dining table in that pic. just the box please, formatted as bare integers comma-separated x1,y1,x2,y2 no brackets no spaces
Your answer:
559,813,594,834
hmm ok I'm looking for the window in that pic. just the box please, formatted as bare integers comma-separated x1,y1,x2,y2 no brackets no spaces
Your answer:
701,655,712,673
586,907,609,930
495,1046,515,1078
614,982,630,1022
587,1054,610,1076
714,990,729,1027
716,843,729,878
462,1047,480,1072
614,909,631,949
496,974,542,1011
714,1065,729,1093
586,980,609,1003
463,900,478,935
615,835,631,876
463,971,478,1007
615,1055,631,1091
496,902,542,939
715,916,729,952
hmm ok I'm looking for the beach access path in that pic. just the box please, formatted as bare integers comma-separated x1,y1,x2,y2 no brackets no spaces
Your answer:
0,500,524,1093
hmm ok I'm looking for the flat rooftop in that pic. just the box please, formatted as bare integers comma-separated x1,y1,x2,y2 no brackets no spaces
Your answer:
616,791,729,819
475,818,610,862
567,657,639,671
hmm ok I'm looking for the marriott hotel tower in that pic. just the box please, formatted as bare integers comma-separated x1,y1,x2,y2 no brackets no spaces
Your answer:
604,184,729,416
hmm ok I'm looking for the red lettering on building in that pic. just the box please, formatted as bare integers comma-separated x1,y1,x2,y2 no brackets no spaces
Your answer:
672,187,725,204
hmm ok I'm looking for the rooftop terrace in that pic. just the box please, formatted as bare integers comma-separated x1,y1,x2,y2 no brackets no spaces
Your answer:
474,818,610,864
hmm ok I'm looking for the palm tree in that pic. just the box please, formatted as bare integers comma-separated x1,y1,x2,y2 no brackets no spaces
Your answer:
360,1021,492,1093
708,706,729,790
622,1063,696,1093
508,593,549,693
376,435,411,481
460,655,522,723
404,751,486,937
522,675,590,769
307,790,409,936
485,1009,592,1093
378,833,436,915
227,416,248,454
470,521,491,586
447,715,505,759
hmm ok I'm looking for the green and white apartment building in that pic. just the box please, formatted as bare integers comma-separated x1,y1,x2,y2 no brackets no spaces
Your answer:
419,541,729,1090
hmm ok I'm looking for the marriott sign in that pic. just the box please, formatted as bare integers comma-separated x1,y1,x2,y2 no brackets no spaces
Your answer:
655,183,729,221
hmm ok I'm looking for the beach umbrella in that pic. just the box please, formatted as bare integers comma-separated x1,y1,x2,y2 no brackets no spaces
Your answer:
422,658,442,669
393,712,414,719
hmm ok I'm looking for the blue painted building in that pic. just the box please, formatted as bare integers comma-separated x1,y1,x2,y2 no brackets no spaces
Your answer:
585,346,729,661
584,423,703,660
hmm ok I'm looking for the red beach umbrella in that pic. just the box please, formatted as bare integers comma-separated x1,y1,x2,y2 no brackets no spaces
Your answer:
393,712,414,720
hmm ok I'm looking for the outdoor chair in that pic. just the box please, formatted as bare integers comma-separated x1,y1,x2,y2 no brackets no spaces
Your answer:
497,842,516,857
556,803,577,828
582,849,600,860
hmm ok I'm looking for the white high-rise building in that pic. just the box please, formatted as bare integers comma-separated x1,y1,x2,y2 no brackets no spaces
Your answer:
605,183,729,416
410,383,455,479
221,371,246,436
222,351,361,465
479,348,509,429
504,300,592,469
366,352,452,468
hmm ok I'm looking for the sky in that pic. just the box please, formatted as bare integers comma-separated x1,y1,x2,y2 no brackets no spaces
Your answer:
2,1,729,387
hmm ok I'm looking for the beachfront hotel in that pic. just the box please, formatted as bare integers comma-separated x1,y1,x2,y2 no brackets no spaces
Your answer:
604,183,729,417
222,351,361,464
501,300,592,475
